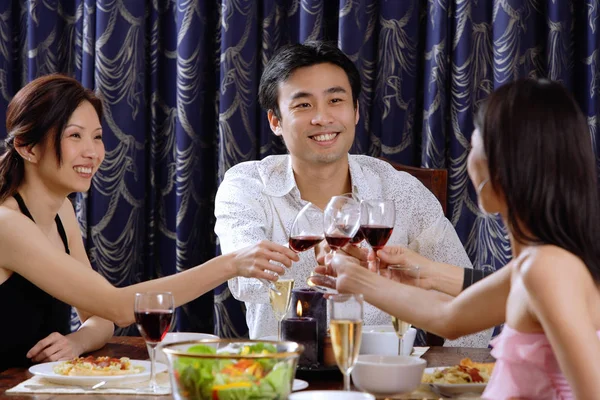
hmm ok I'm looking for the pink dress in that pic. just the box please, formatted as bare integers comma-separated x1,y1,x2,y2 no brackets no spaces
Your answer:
483,325,600,399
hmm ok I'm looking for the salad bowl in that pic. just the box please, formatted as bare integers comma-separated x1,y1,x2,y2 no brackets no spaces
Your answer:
162,339,303,400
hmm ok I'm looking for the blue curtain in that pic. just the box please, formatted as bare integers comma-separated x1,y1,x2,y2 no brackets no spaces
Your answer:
0,1,598,337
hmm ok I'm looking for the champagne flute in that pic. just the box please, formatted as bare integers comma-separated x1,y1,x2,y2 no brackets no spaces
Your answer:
360,200,395,273
328,294,364,391
268,278,294,340
134,292,175,392
387,265,420,355
307,196,361,293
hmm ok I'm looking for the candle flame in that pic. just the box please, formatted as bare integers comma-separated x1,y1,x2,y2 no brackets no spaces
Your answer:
297,300,303,317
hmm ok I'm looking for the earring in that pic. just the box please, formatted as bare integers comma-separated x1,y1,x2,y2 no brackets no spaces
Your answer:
476,178,491,215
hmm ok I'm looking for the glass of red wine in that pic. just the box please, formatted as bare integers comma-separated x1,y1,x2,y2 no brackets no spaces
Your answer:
360,200,395,274
307,196,361,293
289,202,324,253
134,292,175,392
340,193,365,245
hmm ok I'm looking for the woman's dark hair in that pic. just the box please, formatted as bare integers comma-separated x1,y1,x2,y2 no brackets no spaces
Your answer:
0,74,103,203
258,41,361,119
475,78,600,280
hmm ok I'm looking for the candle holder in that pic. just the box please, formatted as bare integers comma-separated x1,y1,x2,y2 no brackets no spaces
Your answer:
290,288,326,366
281,317,318,367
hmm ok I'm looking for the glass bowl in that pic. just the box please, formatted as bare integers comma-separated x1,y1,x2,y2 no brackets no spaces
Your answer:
162,339,303,400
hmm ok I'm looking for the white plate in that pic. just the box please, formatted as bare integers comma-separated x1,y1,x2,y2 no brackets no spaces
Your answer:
289,390,374,400
424,367,487,396
29,360,167,387
293,379,308,391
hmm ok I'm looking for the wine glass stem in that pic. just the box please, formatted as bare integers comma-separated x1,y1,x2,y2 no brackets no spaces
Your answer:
277,320,282,341
343,372,351,391
146,342,157,390
398,336,404,356
374,255,380,275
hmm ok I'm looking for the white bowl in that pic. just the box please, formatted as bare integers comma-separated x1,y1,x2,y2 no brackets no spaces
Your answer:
156,332,219,364
351,354,427,396
289,390,374,400
360,326,416,356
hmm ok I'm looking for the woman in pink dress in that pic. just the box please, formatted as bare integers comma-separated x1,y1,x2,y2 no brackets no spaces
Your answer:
325,78,600,399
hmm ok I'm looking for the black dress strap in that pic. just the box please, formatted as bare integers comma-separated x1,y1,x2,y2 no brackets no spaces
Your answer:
13,193,70,255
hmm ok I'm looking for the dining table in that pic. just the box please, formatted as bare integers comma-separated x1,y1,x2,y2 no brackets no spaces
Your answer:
0,336,495,399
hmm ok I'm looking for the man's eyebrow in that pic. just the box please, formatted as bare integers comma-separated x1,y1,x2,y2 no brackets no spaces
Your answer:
325,86,347,94
290,91,313,101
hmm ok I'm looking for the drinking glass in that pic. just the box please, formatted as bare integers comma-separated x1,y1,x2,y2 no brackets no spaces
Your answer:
269,202,324,340
360,200,395,273
387,265,420,355
268,278,294,340
307,196,360,293
328,294,364,391
340,193,364,244
134,292,175,392
289,202,324,253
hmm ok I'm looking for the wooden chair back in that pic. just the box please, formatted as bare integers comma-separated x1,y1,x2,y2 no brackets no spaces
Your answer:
380,158,448,216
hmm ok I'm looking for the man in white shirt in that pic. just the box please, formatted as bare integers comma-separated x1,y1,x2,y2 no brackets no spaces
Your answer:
214,41,492,347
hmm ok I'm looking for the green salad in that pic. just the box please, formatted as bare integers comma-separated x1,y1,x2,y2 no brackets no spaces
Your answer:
171,343,295,400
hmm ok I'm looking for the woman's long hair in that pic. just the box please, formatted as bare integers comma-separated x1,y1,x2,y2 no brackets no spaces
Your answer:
0,74,103,203
476,78,600,280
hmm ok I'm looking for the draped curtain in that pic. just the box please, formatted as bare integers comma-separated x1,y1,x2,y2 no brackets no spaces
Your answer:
0,0,598,336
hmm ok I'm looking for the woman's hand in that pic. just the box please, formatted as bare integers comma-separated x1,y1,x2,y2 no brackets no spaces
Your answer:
315,240,368,268
375,246,437,290
27,332,82,363
231,240,299,281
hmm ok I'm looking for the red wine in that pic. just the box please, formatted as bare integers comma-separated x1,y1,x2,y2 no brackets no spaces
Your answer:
361,225,393,250
325,235,352,250
135,309,174,343
350,229,365,244
289,235,323,252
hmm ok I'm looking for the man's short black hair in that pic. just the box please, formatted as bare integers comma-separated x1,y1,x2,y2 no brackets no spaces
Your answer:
258,41,361,119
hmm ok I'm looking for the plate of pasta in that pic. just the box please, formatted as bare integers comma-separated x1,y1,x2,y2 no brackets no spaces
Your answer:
422,358,494,396
29,356,167,387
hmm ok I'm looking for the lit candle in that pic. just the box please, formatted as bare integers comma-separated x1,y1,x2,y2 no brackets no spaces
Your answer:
281,301,318,367
291,288,326,364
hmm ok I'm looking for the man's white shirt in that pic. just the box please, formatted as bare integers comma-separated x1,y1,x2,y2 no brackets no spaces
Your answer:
214,154,492,347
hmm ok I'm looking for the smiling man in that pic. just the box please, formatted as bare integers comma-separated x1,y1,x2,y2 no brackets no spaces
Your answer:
214,41,491,347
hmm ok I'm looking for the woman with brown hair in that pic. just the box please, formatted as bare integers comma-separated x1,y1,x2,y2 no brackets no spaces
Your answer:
0,74,298,371
326,79,600,399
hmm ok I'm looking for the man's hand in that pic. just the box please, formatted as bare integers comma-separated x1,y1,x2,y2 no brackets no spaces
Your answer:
27,332,82,363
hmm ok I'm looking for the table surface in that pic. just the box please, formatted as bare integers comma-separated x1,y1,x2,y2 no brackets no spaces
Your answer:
0,336,495,399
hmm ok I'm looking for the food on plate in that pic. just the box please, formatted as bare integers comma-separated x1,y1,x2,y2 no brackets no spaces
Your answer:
422,358,495,384
171,342,294,400
52,356,144,376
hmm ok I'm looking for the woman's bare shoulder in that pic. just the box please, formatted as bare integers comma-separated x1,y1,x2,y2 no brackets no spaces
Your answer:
520,245,589,286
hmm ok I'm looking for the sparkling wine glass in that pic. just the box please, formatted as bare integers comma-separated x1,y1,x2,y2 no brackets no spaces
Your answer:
307,196,361,293
269,278,294,340
387,265,420,355
328,294,364,391
360,200,395,274
134,292,175,392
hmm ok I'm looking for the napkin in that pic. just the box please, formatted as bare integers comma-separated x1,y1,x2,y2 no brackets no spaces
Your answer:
411,346,429,357
6,372,171,395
